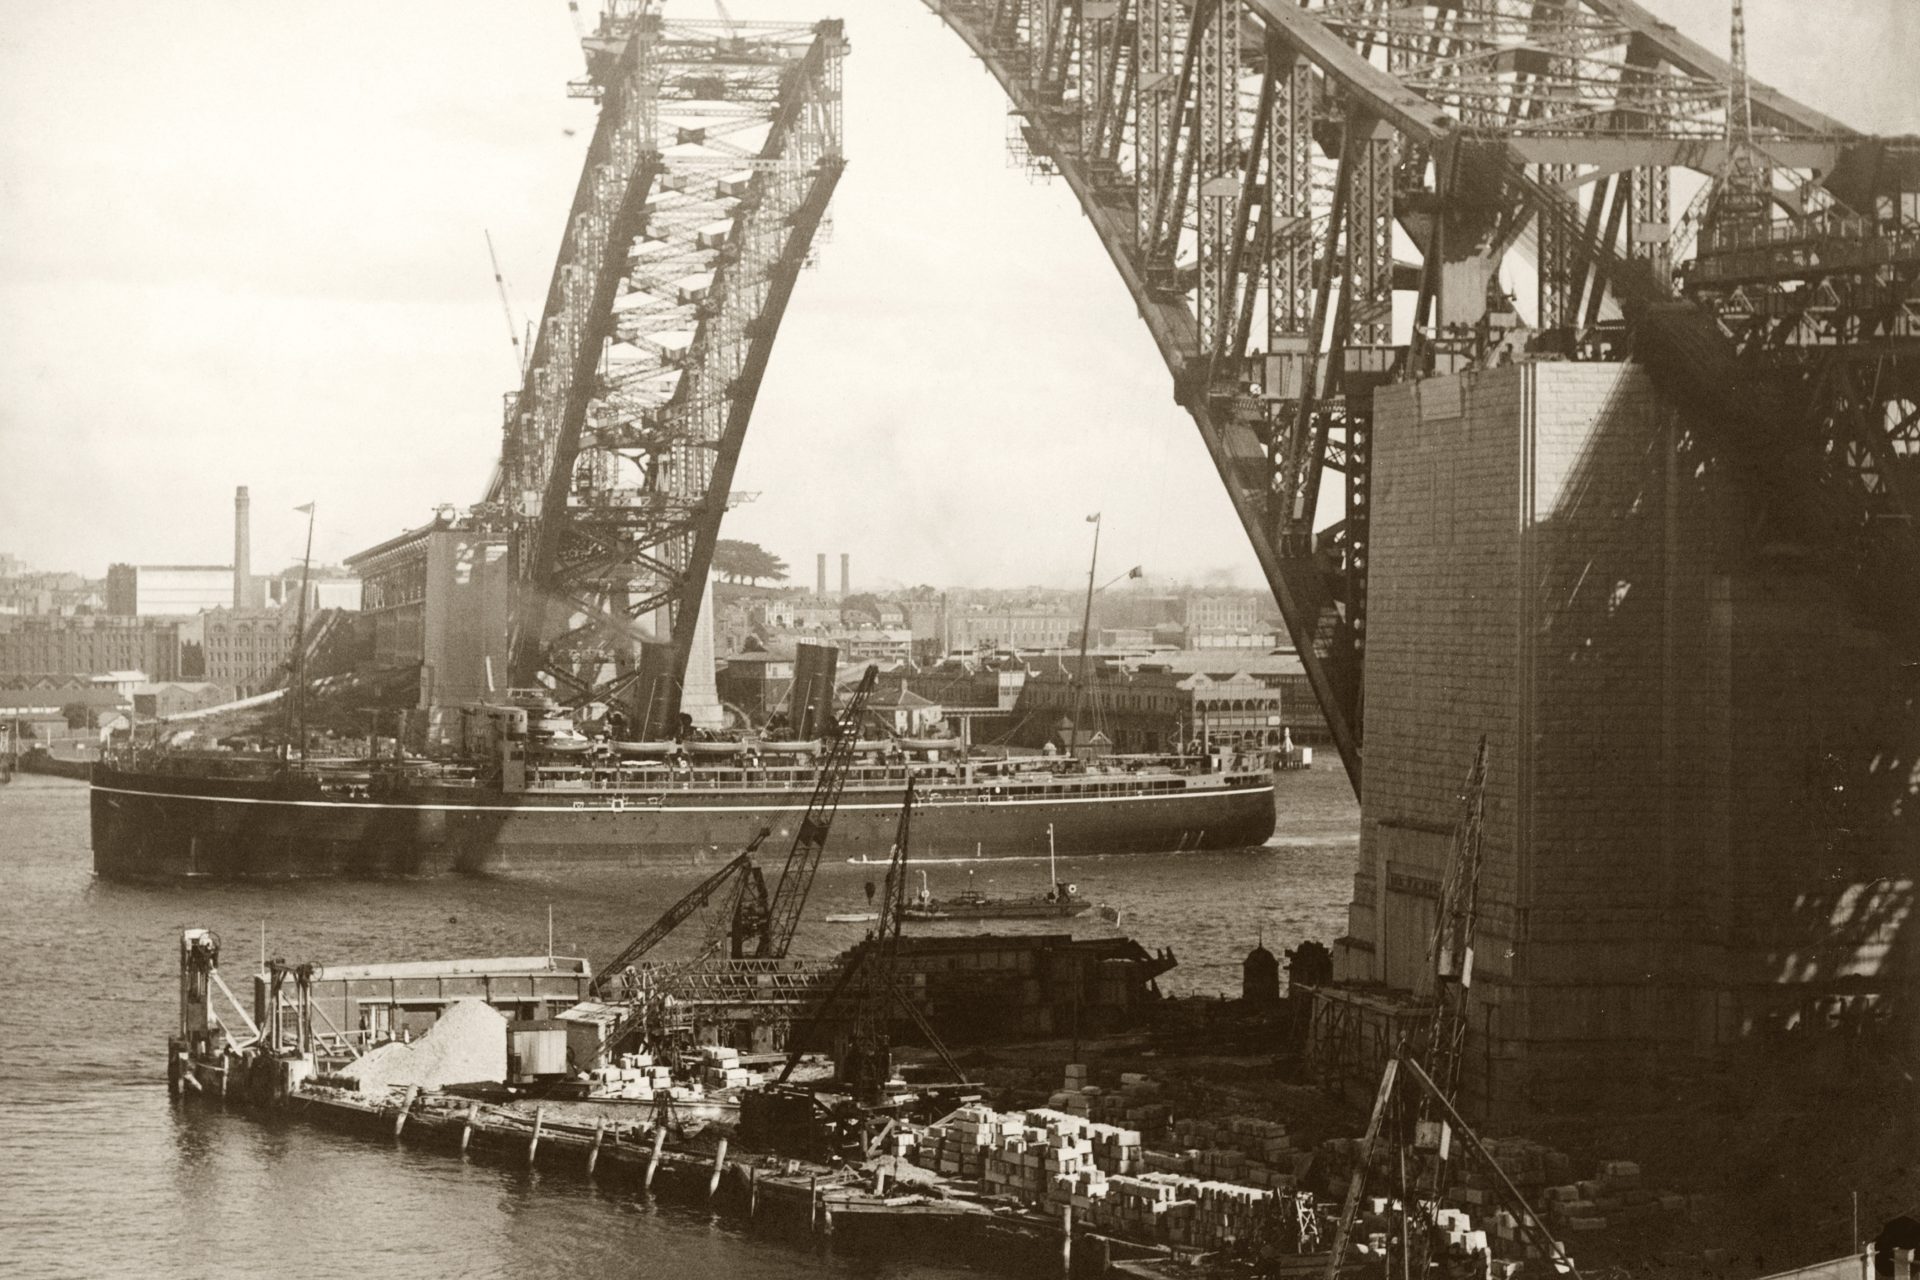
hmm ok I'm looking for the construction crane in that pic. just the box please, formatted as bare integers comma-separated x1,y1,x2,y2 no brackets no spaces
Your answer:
839,776,915,1099
755,665,879,960
589,662,877,992
1320,738,1574,1277
483,230,525,379
581,665,878,1064
1413,736,1491,1167
588,826,773,998
777,777,965,1102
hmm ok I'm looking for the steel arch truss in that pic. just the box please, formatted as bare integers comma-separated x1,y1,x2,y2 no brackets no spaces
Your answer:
494,8,845,723
923,0,1918,790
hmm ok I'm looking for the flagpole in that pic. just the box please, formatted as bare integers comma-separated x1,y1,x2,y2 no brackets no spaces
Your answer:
293,504,315,770
1070,515,1100,762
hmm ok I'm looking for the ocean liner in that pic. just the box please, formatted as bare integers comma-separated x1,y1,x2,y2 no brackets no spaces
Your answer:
91,694,1277,880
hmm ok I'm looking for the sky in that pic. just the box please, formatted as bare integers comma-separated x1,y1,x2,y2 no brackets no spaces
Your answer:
1,0,1915,590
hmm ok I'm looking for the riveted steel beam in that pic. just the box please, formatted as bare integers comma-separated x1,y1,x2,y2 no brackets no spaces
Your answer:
918,0,1915,793
498,12,845,714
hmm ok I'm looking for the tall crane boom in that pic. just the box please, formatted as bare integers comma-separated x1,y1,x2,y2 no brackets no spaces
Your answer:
778,778,962,1098
1324,737,1491,1278
590,826,771,995
756,666,879,959
1421,736,1489,1113
841,776,916,1099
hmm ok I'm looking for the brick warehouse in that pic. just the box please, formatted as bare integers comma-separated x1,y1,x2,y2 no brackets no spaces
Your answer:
1328,362,1917,1114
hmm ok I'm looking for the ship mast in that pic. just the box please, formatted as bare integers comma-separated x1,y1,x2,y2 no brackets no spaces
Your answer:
1068,514,1101,761
289,502,316,769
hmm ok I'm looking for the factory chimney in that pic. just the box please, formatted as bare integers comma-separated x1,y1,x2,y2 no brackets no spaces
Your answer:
233,486,251,609
816,553,827,597
839,553,849,598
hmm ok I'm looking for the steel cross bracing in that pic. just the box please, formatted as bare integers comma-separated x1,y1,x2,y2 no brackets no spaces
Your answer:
922,0,1919,792
493,5,845,722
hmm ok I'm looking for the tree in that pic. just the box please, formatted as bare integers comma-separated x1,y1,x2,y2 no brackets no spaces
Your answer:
712,539,789,586
840,591,884,626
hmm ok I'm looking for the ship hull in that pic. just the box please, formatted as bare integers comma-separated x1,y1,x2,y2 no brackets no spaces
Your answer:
90,765,1278,880
902,903,1091,921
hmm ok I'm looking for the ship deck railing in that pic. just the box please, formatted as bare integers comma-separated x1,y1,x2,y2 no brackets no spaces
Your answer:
516,751,1263,787
109,750,1275,796
512,766,1226,799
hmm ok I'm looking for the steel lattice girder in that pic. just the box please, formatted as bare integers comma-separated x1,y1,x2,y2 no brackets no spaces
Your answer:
494,12,845,715
918,0,1913,793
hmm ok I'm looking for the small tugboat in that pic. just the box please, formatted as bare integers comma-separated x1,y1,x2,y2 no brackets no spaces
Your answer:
902,826,1091,921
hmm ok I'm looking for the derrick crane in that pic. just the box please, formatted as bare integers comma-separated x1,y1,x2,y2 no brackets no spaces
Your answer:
756,665,880,960
588,663,877,993
776,778,964,1102
1324,738,1534,1277
840,777,915,1099
1413,735,1490,1169
588,826,772,999
583,667,875,1063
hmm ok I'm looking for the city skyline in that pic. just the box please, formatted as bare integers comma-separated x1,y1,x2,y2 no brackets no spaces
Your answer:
2,0,1916,590
0,537,1270,600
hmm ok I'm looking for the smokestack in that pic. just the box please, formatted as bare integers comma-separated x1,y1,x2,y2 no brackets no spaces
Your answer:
233,486,251,610
816,553,826,597
839,553,849,598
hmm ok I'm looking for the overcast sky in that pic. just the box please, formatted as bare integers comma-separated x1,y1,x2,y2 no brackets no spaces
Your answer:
1,0,1914,590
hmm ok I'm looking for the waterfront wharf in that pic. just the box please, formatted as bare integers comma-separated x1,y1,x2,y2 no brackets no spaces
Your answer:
171,1077,1178,1277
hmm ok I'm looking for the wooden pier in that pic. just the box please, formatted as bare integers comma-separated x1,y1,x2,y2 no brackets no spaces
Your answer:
169,1070,1152,1277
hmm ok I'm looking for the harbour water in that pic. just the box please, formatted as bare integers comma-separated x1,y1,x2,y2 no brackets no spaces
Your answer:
0,769,1356,1279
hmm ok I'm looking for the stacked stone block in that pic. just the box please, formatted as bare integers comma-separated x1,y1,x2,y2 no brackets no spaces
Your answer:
1048,1065,1172,1134
695,1044,752,1091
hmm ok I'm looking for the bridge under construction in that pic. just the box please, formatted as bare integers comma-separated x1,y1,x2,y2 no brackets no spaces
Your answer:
341,0,1915,1117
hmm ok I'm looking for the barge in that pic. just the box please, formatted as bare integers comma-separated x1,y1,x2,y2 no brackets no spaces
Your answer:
94,697,1279,879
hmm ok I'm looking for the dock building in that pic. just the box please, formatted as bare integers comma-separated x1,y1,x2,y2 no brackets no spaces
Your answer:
1010,663,1286,755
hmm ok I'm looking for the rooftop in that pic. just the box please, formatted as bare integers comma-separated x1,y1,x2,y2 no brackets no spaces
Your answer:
275,954,591,982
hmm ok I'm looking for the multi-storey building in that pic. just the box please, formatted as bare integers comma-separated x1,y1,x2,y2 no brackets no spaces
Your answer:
947,607,1075,652
1181,594,1260,633
105,564,234,616
1,570,104,617
758,594,843,629
199,607,302,693
1012,662,1285,754
0,615,182,681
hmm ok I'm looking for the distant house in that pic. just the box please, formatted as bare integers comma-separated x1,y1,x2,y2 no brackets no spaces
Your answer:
868,687,943,736
758,595,842,630
130,681,235,719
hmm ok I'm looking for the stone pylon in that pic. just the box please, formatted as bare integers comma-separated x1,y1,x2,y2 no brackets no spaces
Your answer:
678,578,725,730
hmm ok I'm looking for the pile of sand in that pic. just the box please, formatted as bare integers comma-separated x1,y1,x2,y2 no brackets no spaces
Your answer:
345,999,507,1093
